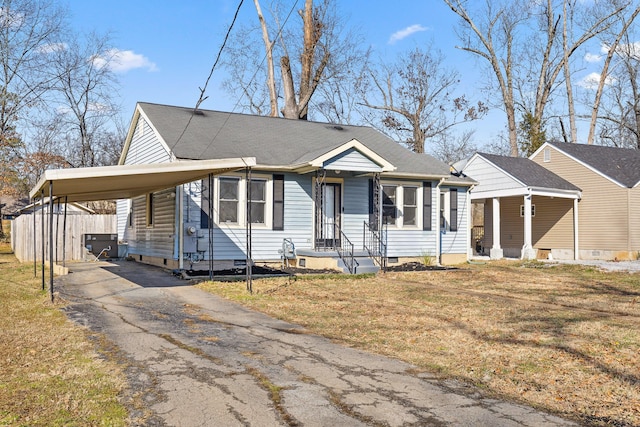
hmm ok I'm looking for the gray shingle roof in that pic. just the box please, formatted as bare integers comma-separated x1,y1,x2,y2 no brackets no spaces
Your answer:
138,102,455,178
478,152,581,191
547,142,640,188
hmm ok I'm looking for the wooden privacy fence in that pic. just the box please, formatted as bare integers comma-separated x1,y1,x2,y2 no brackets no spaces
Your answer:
11,214,116,263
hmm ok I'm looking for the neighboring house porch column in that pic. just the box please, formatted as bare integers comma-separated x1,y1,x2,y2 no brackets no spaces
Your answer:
521,194,536,260
490,197,503,259
573,198,579,260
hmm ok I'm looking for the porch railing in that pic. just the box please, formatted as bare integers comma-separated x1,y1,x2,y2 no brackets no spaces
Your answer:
363,221,387,272
337,226,358,274
316,221,358,274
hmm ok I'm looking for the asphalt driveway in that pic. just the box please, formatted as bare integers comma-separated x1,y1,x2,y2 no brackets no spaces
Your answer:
57,260,576,426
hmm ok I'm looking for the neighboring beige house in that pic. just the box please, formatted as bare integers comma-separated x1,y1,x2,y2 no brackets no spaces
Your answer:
529,142,640,261
459,142,640,261
457,152,581,260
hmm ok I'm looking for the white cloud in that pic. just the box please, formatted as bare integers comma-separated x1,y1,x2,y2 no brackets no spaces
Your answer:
93,49,157,73
577,72,616,90
37,43,68,54
0,7,24,29
584,52,601,63
388,24,428,44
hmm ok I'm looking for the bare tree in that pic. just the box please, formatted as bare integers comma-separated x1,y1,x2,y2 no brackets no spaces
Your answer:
444,0,625,156
224,0,367,121
360,47,487,154
587,5,640,145
431,129,478,164
595,30,640,149
0,0,65,197
47,31,121,168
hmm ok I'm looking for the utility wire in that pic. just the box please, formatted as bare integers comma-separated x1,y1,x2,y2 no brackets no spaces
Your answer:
171,0,245,151
196,0,300,160
230,0,300,113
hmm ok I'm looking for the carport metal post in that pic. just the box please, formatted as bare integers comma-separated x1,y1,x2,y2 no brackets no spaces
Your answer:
62,196,68,267
55,197,60,263
208,173,214,280
32,195,36,277
48,180,54,302
245,167,252,293
41,189,45,291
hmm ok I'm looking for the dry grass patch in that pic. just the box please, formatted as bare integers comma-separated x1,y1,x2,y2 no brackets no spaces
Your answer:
197,262,640,426
0,243,127,426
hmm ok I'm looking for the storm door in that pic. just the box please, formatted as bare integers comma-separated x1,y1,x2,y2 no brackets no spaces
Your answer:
315,182,342,249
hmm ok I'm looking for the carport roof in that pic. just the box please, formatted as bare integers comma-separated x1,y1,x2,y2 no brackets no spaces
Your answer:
29,157,256,202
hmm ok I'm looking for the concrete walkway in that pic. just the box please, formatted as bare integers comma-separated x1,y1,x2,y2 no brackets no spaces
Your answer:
57,260,577,426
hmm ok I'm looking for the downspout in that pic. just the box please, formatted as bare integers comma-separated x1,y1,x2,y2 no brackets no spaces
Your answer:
435,178,445,266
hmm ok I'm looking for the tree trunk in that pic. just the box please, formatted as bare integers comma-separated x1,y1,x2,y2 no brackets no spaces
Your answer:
299,0,314,120
587,6,640,145
280,56,299,119
563,0,577,144
253,0,279,117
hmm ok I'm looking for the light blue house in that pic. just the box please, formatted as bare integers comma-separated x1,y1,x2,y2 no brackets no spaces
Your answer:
117,102,474,273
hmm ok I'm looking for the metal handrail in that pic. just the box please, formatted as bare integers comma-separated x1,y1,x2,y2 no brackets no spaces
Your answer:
337,226,357,274
363,221,387,272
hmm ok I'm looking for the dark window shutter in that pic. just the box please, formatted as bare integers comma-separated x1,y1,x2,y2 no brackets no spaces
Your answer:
200,179,210,229
423,182,432,231
273,174,285,230
368,179,375,226
450,188,458,232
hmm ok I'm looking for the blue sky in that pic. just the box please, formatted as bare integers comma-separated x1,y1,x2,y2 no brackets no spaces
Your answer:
64,0,607,147
65,2,469,111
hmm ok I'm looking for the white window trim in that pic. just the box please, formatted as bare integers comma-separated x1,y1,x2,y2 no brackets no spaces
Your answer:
440,189,450,231
215,173,273,229
381,181,422,229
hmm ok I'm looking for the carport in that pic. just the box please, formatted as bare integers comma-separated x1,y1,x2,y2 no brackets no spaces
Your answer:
29,157,256,301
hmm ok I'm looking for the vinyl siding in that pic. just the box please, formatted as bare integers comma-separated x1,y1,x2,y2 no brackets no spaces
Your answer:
116,199,131,241
123,118,172,165
532,146,630,251
198,173,314,261
630,187,640,250
440,186,469,255
118,117,174,253
500,197,524,254
463,156,522,194
342,177,369,248
128,188,175,259
323,148,383,172
531,196,574,250
384,180,450,258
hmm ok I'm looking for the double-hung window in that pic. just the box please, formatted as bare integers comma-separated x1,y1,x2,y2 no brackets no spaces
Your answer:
219,177,240,223
382,185,397,225
214,175,274,228
403,186,418,226
248,179,266,224
381,182,421,228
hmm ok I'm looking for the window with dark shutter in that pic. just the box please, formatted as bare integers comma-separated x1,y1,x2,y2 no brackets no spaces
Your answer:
450,188,458,232
273,174,284,230
423,182,432,231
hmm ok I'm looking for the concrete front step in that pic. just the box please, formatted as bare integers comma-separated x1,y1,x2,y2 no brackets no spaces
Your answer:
337,256,380,274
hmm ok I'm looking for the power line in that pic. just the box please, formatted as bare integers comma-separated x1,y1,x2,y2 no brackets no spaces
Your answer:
171,0,245,151
230,0,300,114
197,0,301,160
